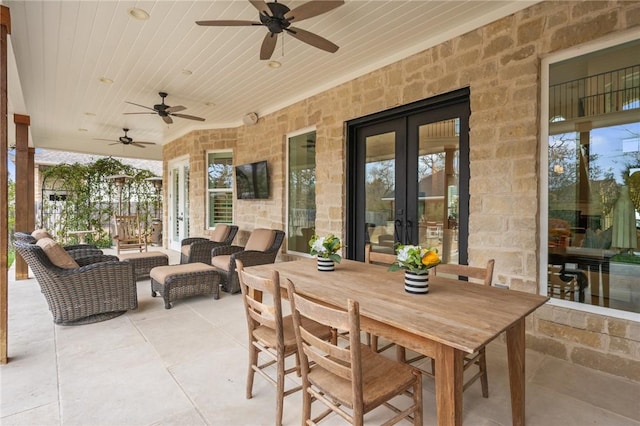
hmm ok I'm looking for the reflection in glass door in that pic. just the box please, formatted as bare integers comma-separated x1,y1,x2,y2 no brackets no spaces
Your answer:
415,119,460,264
169,159,190,251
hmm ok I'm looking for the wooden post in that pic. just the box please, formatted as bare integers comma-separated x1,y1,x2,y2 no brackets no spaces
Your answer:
1,4,12,365
14,114,30,280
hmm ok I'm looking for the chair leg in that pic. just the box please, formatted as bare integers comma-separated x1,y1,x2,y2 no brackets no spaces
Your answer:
478,347,489,398
396,345,407,362
276,352,285,426
247,342,258,399
302,386,312,426
413,371,423,426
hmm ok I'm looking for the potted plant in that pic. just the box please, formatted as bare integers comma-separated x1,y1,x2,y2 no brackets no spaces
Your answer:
389,245,440,294
309,234,341,271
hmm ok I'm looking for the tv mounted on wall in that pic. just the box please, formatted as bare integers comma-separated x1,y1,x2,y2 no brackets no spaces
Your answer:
235,160,270,199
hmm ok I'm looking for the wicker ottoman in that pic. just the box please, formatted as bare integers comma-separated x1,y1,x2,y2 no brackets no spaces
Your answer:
118,251,169,280
150,263,220,309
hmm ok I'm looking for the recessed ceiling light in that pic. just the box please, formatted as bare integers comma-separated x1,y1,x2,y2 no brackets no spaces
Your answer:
204,101,216,107
99,77,114,84
181,69,193,76
268,60,282,69
78,128,88,132
128,7,150,20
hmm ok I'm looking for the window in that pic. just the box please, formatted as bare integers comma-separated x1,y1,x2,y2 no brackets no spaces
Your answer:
543,36,640,316
287,130,316,254
207,151,233,228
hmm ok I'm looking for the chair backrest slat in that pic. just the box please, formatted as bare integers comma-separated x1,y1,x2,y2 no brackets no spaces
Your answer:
364,243,396,266
430,259,495,286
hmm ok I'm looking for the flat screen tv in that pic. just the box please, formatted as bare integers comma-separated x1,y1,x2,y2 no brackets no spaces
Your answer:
235,160,270,199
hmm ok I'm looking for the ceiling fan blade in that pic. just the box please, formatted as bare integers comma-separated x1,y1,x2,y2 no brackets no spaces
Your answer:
125,101,157,111
249,0,271,17
131,143,147,148
196,20,260,26
93,138,116,142
260,32,278,60
163,116,173,125
285,27,339,53
172,113,206,122
165,105,186,113
285,0,344,23
109,142,120,146
123,112,156,115
134,141,156,145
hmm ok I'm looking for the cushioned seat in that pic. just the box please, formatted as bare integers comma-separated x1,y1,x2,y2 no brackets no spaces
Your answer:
180,224,238,264
210,228,285,294
150,263,220,309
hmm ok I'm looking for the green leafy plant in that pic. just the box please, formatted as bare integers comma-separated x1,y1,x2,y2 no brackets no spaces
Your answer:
388,244,440,275
309,234,342,263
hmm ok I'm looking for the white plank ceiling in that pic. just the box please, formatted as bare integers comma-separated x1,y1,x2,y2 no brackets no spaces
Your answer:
5,0,539,160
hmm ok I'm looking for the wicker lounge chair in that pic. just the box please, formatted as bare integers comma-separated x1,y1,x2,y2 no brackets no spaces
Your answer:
14,241,138,325
211,229,285,294
180,224,238,264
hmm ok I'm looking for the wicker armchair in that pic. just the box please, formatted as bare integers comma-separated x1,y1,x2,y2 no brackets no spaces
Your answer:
14,231,103,259
211,229,285,294
14,241,138,325
180,224,239,264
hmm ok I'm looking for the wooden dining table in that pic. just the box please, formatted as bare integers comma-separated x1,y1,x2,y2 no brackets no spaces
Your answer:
246,258,549,426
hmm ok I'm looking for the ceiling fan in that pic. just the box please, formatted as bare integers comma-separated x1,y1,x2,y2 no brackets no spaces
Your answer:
94,128,156,149
124,92,205,124
196,0,344,60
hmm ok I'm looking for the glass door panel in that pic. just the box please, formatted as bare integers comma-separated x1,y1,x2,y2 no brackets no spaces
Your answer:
288,131,316,254
169,159,189,251
365,131,396,255
416,118,460,264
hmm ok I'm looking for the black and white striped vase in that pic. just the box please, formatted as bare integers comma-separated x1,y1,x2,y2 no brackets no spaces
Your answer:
404,271,429,294
317,257,335,272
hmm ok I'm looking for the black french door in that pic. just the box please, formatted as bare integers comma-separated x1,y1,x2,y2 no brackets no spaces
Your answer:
346,88,470,264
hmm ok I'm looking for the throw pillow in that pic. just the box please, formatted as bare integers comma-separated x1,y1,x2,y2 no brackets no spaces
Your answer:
36,238,80,269
31,229,53,240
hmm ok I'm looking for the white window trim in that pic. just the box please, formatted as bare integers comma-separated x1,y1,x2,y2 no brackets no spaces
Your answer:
540,28,640,322
206,149,234,230
286,126,317,257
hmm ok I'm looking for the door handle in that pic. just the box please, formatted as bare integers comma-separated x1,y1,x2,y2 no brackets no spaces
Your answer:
394,219,403,242
405,219,412,242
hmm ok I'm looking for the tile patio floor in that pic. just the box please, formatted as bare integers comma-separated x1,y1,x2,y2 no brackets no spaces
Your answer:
2,248,639,425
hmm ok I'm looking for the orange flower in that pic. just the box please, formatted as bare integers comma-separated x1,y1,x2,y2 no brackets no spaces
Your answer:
422,251,440,266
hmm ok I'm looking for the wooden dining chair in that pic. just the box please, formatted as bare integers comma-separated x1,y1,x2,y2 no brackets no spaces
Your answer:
236,260,333,426
113,214,147,255
363,243,397,353
547,264,579,301
286,279,423,426
397,259,495,398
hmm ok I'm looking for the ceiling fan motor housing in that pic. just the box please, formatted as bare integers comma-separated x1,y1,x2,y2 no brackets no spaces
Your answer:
261,2,291,33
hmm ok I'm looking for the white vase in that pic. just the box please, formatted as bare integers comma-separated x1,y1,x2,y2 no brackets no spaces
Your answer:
317,257,335,271
404,271,429,294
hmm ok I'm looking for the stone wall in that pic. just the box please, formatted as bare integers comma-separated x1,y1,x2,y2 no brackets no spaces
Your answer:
164,1,640,379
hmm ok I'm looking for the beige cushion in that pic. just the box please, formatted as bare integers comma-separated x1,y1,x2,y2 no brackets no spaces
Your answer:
244,229,275,252
32,229,53,240
118,251,169,261
150,262,216,284
36,238,79,269
211,255,231,271
211,224,230,243
181,245,191,257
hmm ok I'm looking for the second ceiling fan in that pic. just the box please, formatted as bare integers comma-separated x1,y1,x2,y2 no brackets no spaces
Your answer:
124,92,205,125
196,0,344,60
